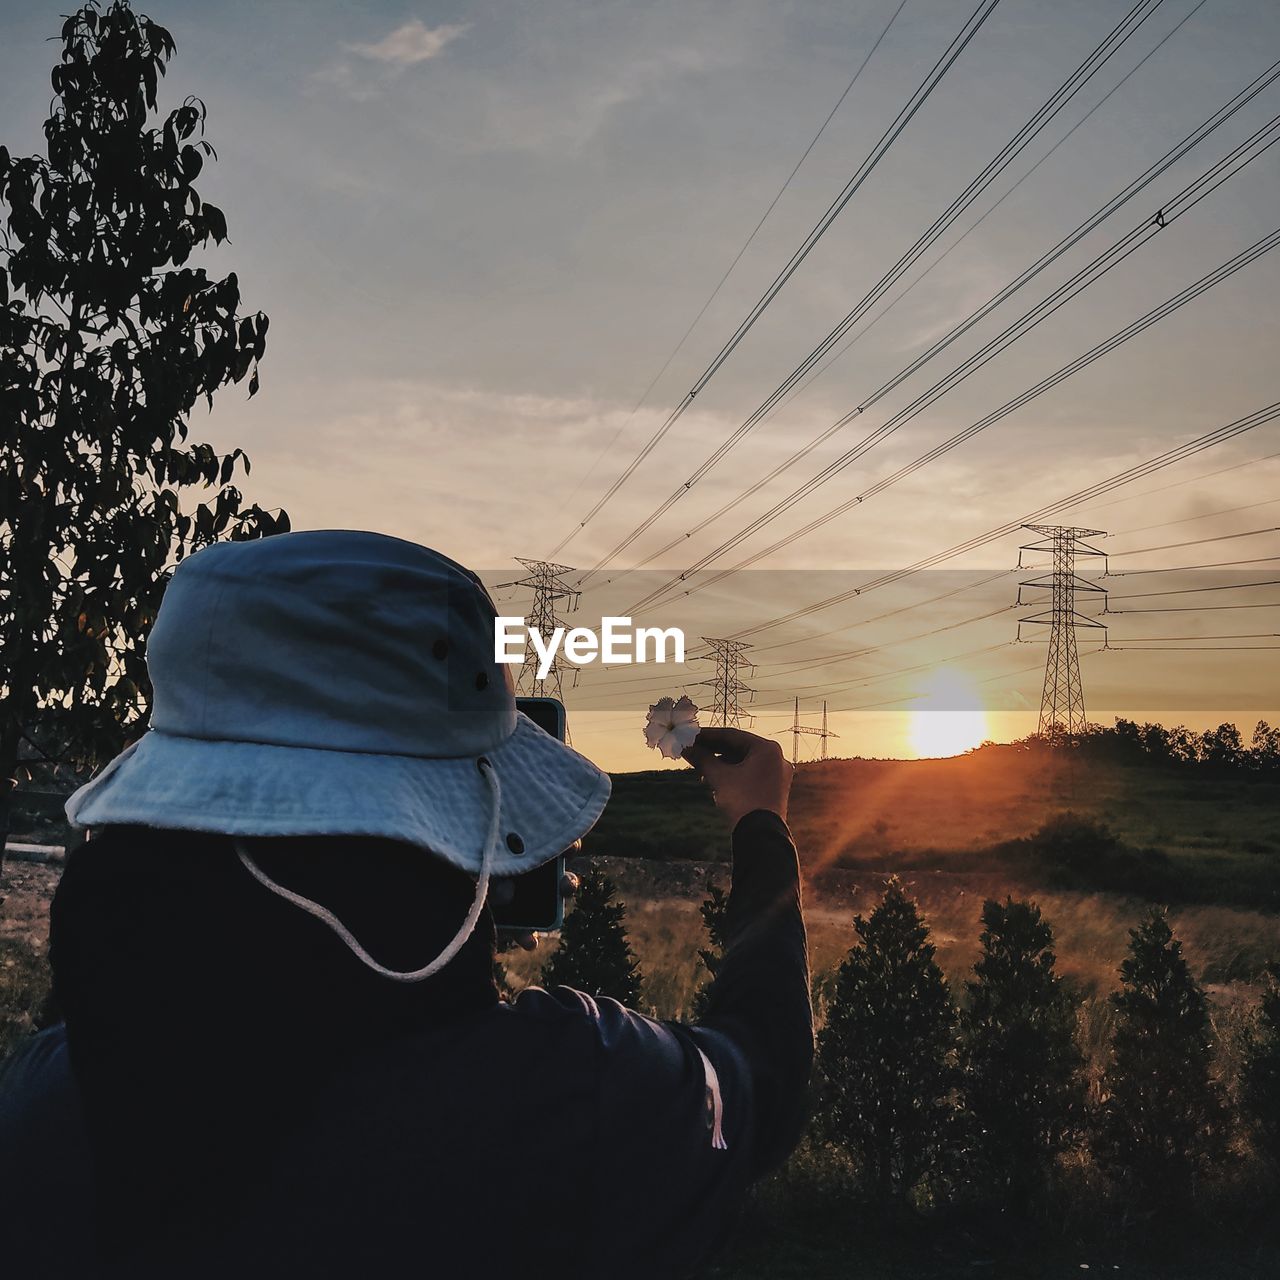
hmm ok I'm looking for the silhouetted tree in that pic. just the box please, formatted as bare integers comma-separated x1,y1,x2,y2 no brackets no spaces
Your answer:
1201,722,1246,771
1242,964,1280,1170
691,881,729,1018
0,0,287,847
961,897,1084,1207
540,865,643,1006
817,879,958,1206
1097,909,1226,1204
1252,721,1280,774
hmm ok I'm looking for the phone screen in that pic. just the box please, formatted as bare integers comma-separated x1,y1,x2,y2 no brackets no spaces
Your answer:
490,698,568,932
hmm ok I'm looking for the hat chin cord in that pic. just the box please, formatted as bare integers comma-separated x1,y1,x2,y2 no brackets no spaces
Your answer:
233,757,502,984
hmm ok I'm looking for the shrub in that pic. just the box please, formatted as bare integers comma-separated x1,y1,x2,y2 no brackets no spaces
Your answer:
817,879,958,1206
691,881,730,1019
960,898,1084,1207
539,865,643,1006
1096,908,1227,1205
1241,964,1280,1170
1025,812,1175,900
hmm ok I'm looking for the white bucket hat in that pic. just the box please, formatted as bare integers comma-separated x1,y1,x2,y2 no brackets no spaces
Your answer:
66,530,611,980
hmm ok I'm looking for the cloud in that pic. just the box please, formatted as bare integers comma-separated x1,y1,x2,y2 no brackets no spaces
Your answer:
346,19,468,68
313,19,467,101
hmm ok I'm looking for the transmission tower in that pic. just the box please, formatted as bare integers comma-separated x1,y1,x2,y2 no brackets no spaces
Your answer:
496,558,581,699
1017,525,1107,735
780,698,839,764
695,638,755,727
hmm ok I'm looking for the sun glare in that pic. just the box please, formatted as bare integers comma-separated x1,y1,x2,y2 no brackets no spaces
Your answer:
907,667,989,759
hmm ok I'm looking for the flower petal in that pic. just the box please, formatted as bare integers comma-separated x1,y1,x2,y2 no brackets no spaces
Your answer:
647,697,675,722
658,728,685,760
671,695,699,725
644,719,668,748
672,722,700,752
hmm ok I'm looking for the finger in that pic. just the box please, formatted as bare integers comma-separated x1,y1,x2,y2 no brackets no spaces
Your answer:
560,871,579,899
693,726,756,751
683,741,728,786
691,727,758,762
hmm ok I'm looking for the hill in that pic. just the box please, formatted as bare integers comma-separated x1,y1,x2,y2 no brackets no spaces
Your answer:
585,742,1280,910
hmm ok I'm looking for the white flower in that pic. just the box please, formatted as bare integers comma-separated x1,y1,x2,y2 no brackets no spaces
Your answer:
644,695,700,760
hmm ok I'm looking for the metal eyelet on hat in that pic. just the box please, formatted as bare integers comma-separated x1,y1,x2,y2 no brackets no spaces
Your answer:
476,756,490,772
432,638,448,660
475,671,489,690
506,832,525,855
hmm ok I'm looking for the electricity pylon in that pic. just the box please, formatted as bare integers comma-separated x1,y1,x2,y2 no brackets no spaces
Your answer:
497,558,580,699
695,638,755,728
780,698,839,764
1017,525,1107,735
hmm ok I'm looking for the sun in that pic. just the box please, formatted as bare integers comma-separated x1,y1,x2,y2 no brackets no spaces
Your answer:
908,667,989,759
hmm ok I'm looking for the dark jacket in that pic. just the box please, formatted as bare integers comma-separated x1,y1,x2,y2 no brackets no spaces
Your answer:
0,810,811,1278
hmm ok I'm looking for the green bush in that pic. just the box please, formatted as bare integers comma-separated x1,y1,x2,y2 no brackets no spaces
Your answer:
1242,964,1280,1170
817,879,958,1207
539,865,643,1006
1096,909,1227,1205
960,897,1084,1207
691,882,730,1019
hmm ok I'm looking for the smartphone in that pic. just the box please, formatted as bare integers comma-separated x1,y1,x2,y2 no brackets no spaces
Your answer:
490,697,569,933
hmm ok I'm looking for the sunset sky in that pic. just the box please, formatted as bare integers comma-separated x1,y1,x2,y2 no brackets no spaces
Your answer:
2,0,1277,769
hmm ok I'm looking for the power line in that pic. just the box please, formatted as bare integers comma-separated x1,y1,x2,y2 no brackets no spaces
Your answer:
1106,601,1280,613
757,0,1217,416
1107,644,1280,650
579,0,1172,580
594,51,1280,589
630,226,1280,613
1107,555,1280,577
1065,450,1280,519
1107,578,1280,601
564,412,1278,707
1106,631,1279,641
557,0,912,510
749,568,1017,657
1109,496,1280,536
546,0,1004,557
703,402,1280,640
1107,525,1279,557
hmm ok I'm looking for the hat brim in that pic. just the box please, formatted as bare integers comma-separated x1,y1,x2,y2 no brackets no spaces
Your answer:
65,712,611,877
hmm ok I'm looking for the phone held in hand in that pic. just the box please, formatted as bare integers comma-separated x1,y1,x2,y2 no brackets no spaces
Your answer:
491,697,570,933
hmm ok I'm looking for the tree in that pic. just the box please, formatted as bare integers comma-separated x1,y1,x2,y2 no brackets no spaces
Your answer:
1096,909,1226,1204
691,880,729,1019
817,878,959,1206
1251,721,1280,774
0,1,288,845
540,865,643,1006
1200,722,1245,771
1241,964,1280,1170
960,897,1084,1207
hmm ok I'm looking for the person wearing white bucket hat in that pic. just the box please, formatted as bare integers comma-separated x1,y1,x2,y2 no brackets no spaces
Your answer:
0,530,812,1279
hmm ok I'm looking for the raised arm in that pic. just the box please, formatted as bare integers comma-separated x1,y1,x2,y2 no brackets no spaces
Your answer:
683,729,813,1176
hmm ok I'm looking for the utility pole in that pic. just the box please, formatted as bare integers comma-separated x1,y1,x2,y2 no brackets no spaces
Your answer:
497,558,581,699
1017,525,1107,735
695,638,754,728
781,697,839,764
